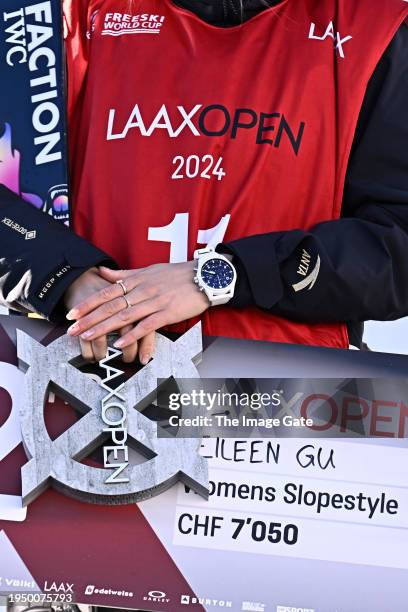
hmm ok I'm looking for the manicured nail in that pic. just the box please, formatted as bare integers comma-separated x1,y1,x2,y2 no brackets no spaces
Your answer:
140,354,150,365
67,322,80,335
113,339,125,348
81,330,93,340
66,309,78,320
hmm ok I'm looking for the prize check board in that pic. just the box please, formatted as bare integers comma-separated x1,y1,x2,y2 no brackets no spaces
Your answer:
0,315,407,612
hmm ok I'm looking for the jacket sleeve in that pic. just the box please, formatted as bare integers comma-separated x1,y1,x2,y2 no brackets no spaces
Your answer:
0,185,115,322
218,24,408,333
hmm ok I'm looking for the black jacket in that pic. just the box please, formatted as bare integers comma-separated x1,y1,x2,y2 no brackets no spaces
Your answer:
1,0,408,348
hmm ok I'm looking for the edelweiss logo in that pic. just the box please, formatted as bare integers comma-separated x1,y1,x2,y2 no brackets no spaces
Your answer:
102,12,165,36
85,584,133,597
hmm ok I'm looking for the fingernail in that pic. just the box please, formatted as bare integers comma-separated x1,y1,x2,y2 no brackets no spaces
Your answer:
66,309,78,321
140,354,150,365
67,322,80,335
113,339,124,348
81,330,93,340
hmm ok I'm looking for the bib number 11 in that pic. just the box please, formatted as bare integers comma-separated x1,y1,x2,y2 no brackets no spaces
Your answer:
172,154,226,181
148,213,231,263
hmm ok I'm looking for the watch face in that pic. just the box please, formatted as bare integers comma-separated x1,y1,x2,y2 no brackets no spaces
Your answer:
201,258,235,290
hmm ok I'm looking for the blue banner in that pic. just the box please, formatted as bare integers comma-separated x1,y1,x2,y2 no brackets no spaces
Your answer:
0,0,69,224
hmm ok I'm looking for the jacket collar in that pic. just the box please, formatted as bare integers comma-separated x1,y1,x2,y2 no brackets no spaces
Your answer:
173,0,283,27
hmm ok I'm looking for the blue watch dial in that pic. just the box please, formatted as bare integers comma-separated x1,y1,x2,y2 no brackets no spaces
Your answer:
201,258,234,290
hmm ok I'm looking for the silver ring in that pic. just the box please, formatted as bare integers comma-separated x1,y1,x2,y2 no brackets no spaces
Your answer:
123,296,132,309
116,279,127,295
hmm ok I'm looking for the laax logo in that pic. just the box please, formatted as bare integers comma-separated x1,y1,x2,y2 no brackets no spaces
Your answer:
107,103,306,156
44,581,74,593
17,324,208,505
309,21,352,58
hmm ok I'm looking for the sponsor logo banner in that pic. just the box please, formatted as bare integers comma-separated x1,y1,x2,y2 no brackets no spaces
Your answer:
0,0,69,223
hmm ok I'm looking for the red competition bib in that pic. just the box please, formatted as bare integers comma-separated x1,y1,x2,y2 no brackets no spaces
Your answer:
63,0,408,348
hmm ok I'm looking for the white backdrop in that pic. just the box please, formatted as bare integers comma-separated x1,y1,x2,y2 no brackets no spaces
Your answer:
364,318,408,354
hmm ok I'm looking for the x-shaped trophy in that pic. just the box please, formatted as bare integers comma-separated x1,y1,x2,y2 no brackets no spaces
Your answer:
17,324,208,506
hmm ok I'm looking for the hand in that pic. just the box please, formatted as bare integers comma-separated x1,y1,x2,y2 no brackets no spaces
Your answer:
64,267,144,363
66,262,210,349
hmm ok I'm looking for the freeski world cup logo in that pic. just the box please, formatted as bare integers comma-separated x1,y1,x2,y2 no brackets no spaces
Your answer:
101,12,166,37
17,324,208,506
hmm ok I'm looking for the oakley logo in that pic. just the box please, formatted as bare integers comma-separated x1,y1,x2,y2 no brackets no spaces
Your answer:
309,21,352,58
144,590,170,603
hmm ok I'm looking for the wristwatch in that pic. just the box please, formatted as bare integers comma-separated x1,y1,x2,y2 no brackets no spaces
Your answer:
193,246,237,306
